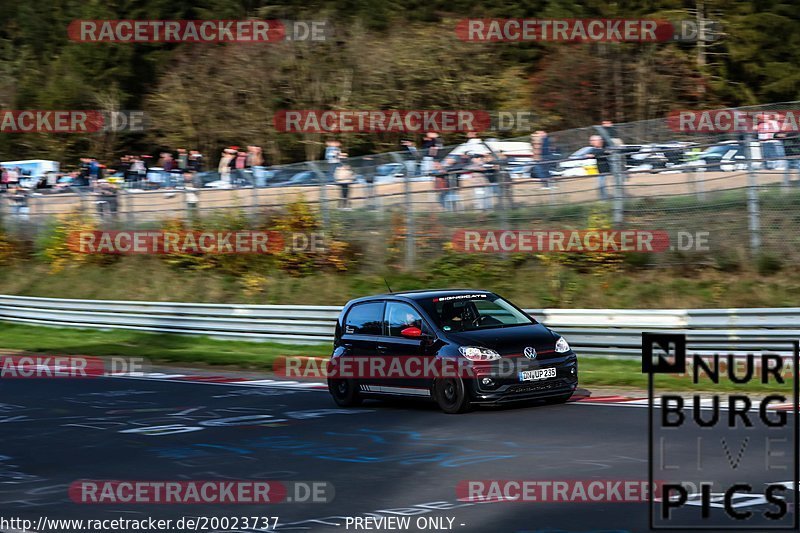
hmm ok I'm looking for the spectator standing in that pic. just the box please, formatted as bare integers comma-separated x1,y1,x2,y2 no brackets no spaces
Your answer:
247,145,265,186
588,134,611,200
188,150,204,173
325,140,342,183
118,155,131,182
401,139,419,177
334,162,354,208
481,154,501,207
176,148,189,186
432,161,448,208
218,149,235,184
421,132,443,175
466,131,482,145
758,112,786,169
531,130,555,189
88,158,101,186
234,150,247,185
6,167,19,189
130,157,146,187
774,120,800,171
443,155,463,211
177,149,189,173
161,152,177,188
95,180,119,218
8,186,28,219
601,120,621,145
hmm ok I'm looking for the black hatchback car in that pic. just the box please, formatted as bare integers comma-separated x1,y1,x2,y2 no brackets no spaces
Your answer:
327,289,578,413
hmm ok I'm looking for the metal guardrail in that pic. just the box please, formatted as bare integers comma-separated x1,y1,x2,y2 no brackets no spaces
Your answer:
1,295,798,356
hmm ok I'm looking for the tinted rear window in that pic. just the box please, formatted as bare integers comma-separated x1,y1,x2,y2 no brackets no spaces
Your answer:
344,302,384,335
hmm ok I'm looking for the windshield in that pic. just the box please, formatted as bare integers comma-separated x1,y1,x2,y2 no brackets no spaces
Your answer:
704,145,735,155
421,294,534,332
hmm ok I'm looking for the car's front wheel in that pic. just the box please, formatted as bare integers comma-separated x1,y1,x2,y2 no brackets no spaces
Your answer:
433,378,472,414
328,379,362,407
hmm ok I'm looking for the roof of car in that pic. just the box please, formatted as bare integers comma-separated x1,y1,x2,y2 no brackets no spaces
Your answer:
347,289,494,305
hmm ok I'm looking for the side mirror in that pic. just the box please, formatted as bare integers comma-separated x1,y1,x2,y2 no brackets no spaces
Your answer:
400,327,423,338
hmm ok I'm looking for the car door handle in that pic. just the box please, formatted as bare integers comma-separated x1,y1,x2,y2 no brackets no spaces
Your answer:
376,345,388,352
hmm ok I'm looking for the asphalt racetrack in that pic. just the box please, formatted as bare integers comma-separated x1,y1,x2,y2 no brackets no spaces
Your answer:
0,374,796,533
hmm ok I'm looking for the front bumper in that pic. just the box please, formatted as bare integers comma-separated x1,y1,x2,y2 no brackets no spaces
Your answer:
466,353,578,404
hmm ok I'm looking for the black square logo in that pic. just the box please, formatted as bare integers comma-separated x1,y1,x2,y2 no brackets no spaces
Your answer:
642,332,686,374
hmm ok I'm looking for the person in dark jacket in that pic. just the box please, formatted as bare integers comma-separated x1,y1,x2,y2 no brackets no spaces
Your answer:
589,135,611,199
774,126,800,171
531,130,556,189
421,131,444,175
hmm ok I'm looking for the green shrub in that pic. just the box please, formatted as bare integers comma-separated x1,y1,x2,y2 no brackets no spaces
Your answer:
757,253,783,276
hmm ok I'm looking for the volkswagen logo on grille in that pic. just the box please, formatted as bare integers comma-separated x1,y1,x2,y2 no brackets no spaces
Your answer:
523,347,537,359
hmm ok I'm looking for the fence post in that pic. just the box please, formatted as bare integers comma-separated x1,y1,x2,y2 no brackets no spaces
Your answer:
479,140,510,253
611,150,625,226
251,179,260,219
743,134,761,253
185,189,199,226
390,152,414,270
783,157,791,188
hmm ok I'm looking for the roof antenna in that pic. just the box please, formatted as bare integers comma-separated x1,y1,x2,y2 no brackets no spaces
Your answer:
384,278,393,293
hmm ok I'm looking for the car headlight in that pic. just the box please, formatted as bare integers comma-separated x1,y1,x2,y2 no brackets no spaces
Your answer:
555,337,571,353
459,346,501,361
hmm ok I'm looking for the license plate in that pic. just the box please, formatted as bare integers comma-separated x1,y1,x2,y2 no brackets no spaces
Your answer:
518,367,557,382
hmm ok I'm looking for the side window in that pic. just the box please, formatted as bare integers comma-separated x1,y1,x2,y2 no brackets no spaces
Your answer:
344,302,384,336
385,302,425,337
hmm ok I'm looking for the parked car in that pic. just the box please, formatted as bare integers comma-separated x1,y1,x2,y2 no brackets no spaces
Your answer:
373,163,406,183
286,170,321,186
266,168,303,186
327,289,578,414
627,142,698,173
447,141,532,158
556,145,643,177
687,140,764,171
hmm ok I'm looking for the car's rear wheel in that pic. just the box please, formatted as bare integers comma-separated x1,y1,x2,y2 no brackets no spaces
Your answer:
433,378,472,414
328,379,362,407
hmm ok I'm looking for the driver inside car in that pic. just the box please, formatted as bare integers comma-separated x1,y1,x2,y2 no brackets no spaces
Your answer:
440,301,466,330
402,311,422,331
441,301,502,330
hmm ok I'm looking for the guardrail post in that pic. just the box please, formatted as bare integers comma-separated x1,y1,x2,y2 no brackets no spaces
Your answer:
743,133,761,253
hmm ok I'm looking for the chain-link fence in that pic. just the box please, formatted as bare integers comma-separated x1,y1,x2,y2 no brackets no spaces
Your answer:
3,101,800,269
